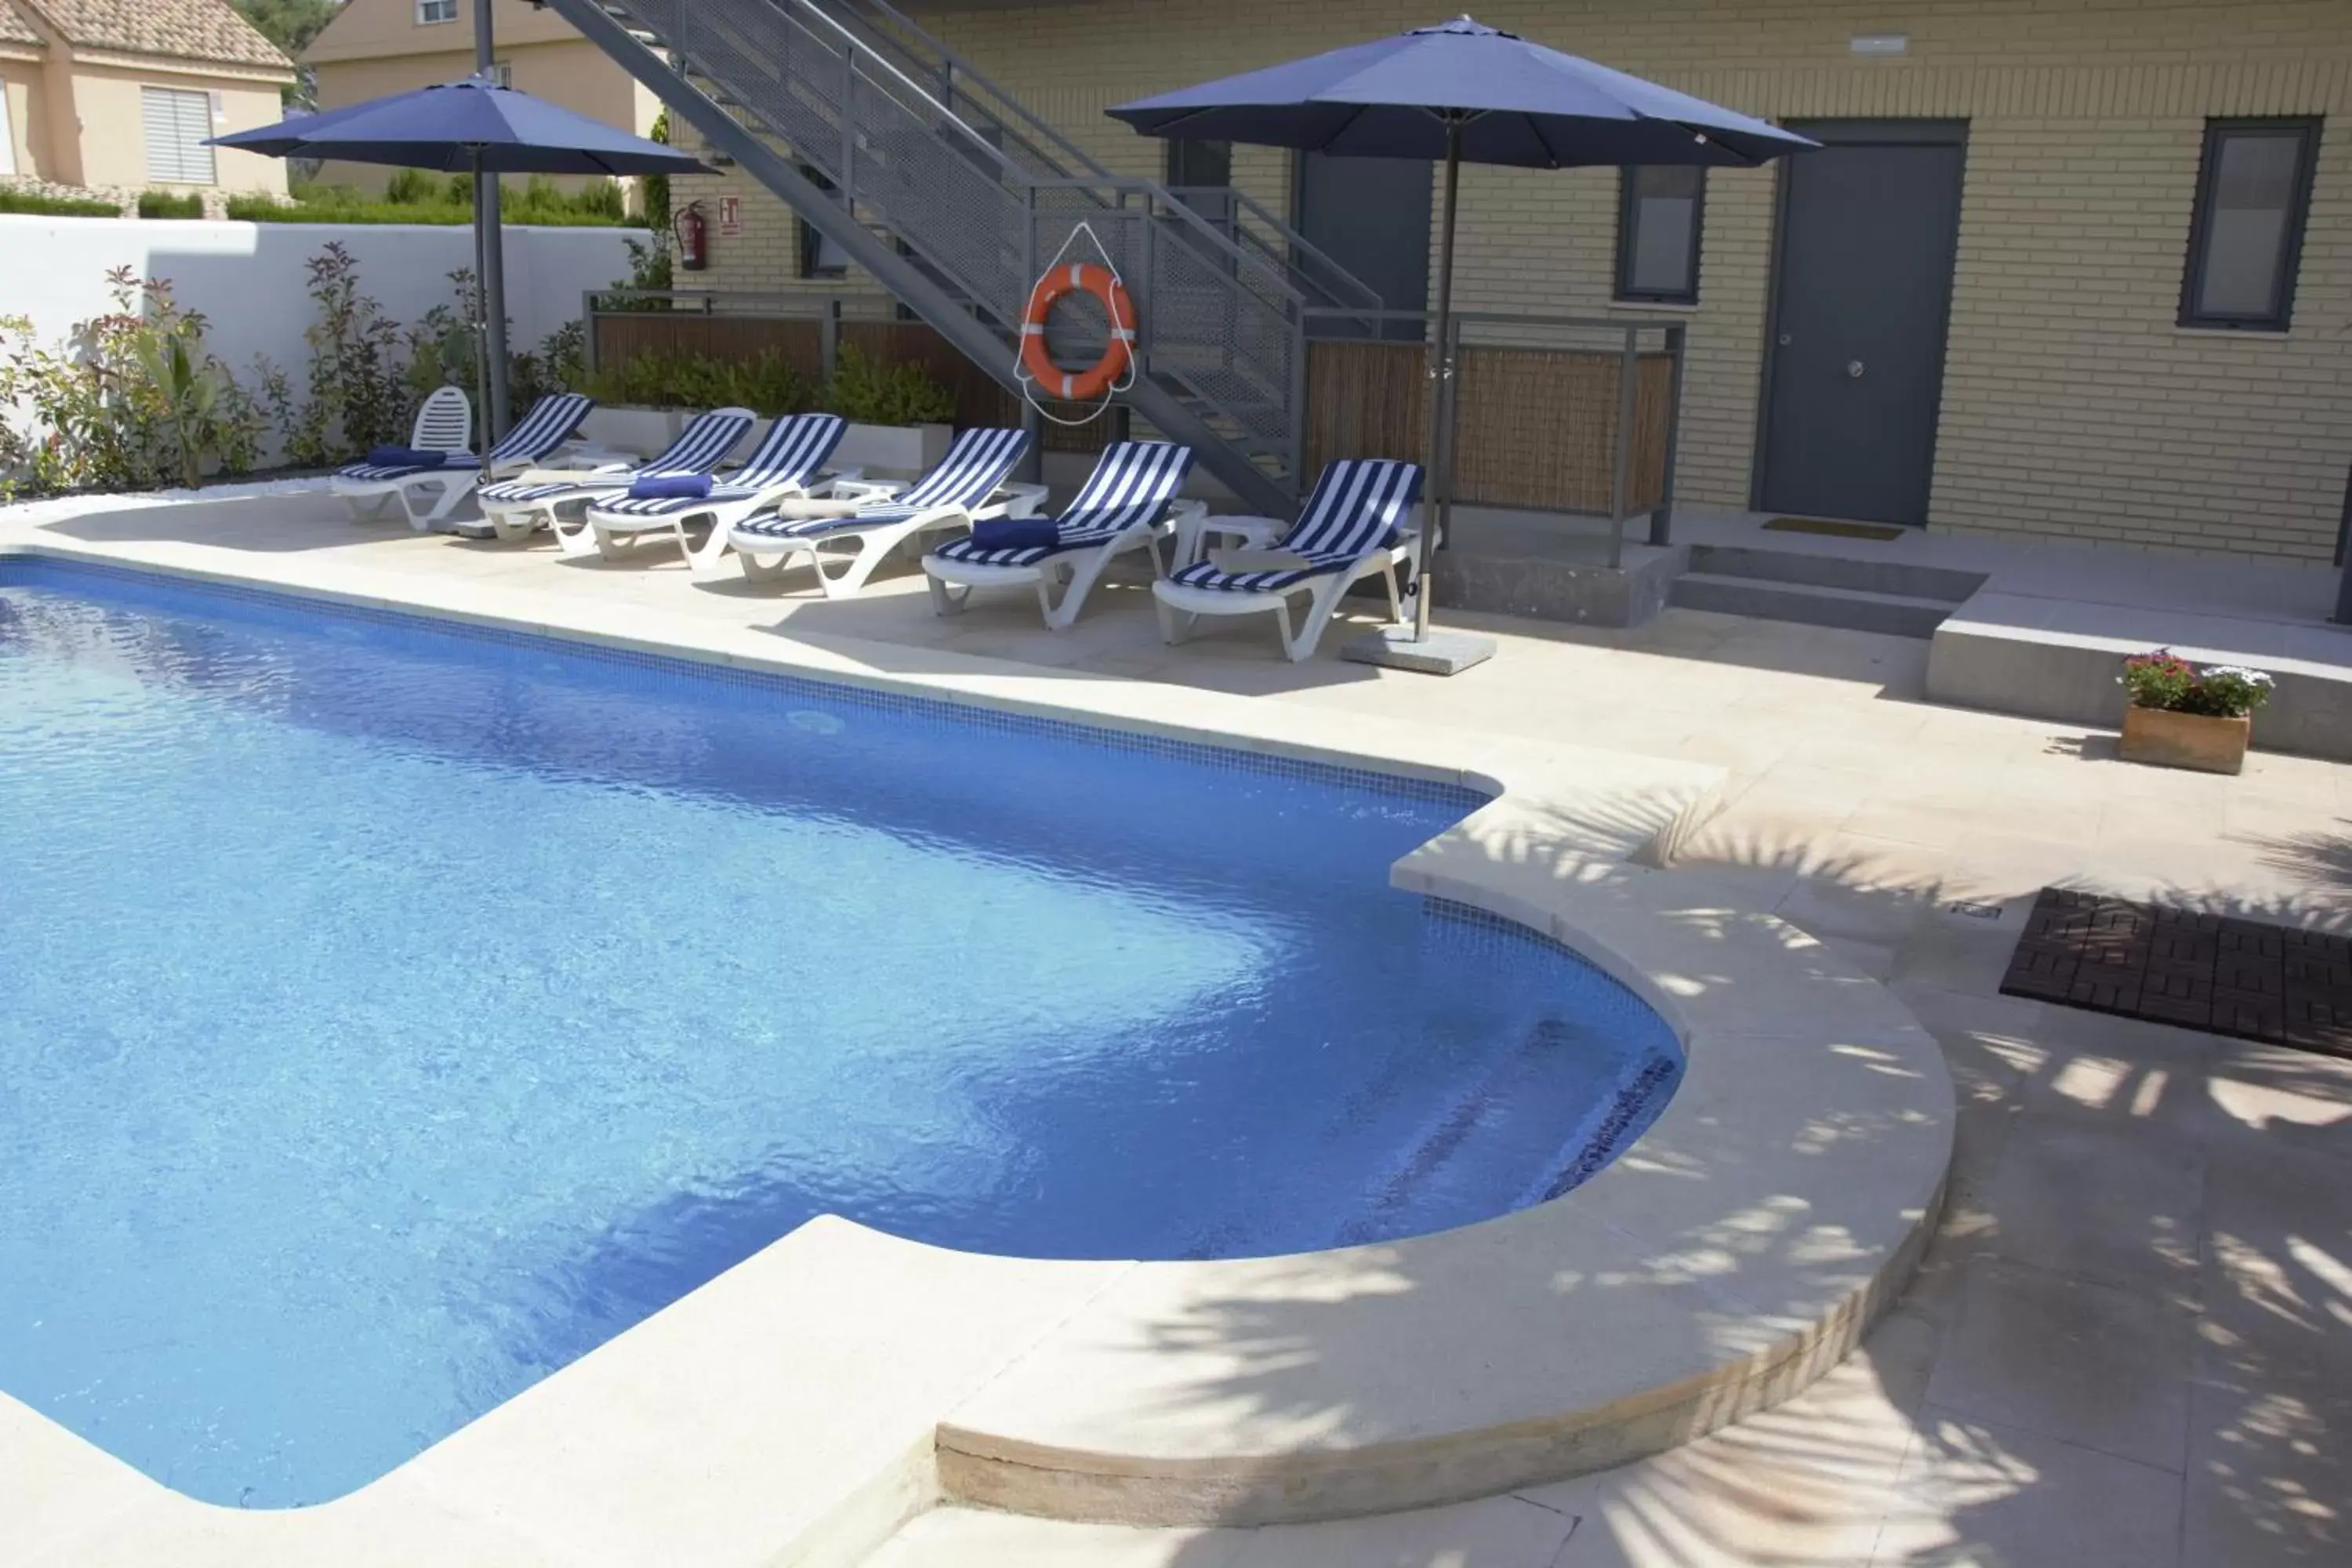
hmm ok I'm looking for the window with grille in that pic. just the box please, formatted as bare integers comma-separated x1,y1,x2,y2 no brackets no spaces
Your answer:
417,0,459,23
141,87,216,186
2180,118,2321,332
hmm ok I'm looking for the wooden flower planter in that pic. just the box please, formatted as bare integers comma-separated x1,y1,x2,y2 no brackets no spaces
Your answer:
2119,704,2251,775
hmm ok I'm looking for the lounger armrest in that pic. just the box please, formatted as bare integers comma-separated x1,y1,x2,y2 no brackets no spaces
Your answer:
828,477,906,503
1165,499,1208,531
999,481,1051,520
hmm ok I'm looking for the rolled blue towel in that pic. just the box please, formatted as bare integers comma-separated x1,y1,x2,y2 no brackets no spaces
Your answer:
627,473,713,500
365,445,448,468
968,518,1060,551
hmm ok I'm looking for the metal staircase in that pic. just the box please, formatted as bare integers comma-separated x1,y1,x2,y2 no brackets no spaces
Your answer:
541,0,1385,514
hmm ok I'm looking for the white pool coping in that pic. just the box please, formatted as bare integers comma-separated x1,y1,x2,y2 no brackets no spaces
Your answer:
0,509,1954,1566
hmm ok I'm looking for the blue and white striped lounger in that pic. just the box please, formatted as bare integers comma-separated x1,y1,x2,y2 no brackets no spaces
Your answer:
923,440,1198,630
332,390,596,530
581,413,850,571
723,426,1042,599
474,407,755,548
1151,458,1424,662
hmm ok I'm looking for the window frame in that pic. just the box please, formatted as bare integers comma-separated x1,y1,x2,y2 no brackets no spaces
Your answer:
416,0,459,26
2179,117,2321,332
1613,164,1706,306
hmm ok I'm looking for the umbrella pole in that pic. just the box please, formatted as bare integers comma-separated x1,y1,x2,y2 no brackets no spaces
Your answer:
1414,117,1463,644
474,5,511,441
470,148,494,451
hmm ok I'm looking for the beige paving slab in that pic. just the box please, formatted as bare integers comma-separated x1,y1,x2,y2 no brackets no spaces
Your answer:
1924,1259,2191,1472
1523,1305,1940,1567
1975,1110,2205,1299
2182,1354,2351,1566
1874,1407,2185,1568
864,1508,1249,1568
1220,1496,1577,1567
2198,1140,2352,1385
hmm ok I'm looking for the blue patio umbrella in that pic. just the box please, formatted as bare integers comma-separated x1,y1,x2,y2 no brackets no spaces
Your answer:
1111,16,1817,655
212,79,706,437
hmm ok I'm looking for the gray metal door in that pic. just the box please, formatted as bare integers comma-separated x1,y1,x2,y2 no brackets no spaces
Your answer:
1759,122,1967,526
1294,151,1430,340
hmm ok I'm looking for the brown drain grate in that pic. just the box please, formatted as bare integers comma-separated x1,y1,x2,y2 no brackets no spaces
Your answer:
2001,888,2352,1058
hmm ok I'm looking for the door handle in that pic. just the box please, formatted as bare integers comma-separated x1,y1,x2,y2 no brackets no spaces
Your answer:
1847,359,1865,378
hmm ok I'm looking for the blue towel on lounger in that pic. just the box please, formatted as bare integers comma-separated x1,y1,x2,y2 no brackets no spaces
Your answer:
968,518,1058,551
365,445,448,468
627,473,712,500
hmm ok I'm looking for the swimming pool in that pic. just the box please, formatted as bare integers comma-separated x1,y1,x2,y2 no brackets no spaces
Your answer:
0,557,1680,1508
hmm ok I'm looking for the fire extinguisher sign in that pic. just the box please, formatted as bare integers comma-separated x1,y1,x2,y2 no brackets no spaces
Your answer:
719,196,742,236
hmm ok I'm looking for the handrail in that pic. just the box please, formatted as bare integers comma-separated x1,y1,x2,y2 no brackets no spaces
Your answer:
1301,306,1695,332
819,0,1116,185
756,0,1310,310
1166,185,1386,313
766,0,1021,177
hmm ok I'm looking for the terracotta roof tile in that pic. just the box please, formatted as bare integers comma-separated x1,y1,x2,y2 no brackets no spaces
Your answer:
16,0,293,71
0,5,45,47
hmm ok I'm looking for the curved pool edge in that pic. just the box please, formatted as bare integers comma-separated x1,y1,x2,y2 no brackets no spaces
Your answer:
0,514,1951,1566
930,863,1955,1526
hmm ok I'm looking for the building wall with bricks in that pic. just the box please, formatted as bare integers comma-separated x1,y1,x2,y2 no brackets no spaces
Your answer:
670,0,2351,561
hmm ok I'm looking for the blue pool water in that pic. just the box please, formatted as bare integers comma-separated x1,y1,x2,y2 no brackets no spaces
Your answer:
0,557,1679,1508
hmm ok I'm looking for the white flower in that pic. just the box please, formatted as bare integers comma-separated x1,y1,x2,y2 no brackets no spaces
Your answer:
2199,664,2274,688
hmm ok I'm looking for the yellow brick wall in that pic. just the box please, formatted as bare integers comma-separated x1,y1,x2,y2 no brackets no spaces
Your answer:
682,0,2352,560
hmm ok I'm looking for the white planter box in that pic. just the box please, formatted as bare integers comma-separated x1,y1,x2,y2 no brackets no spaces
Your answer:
833,420,951,477
579,405,685,456
576,411,950,474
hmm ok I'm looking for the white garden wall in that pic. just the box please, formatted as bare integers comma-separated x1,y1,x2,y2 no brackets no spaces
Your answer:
0,216,633,379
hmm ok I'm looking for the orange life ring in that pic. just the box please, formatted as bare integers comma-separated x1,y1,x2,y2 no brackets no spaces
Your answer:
1019,261,1135,401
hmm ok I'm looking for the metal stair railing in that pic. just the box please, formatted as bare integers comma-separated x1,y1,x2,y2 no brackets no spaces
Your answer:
816,0,1384,318
545,0,1325,510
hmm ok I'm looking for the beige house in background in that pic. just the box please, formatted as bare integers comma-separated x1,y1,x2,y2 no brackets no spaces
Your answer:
0,0,292,194
306,0,662,193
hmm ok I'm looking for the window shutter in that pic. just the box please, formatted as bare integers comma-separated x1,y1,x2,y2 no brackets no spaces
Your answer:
142,88,217,187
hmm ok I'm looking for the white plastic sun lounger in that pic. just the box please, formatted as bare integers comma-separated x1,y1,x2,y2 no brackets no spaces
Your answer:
723,426,1044,598
472,408,756,547
332,390,597,530
923,440,1199,630
1151,458,1424,662
579,413,852,569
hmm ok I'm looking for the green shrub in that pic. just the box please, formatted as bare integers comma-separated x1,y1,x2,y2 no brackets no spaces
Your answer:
229,180,646,227
0,268,265,497
382,168,445,206
821,343,956,426
583,347,807,416
136,190,205,220
0,187,122,217
580,343,957,427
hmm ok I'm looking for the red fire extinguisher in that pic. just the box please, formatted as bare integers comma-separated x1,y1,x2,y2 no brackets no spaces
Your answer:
674,200,709,272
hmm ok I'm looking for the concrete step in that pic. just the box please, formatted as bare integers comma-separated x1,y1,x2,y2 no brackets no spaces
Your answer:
1668,572,1960,638
1687,543,1985,604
